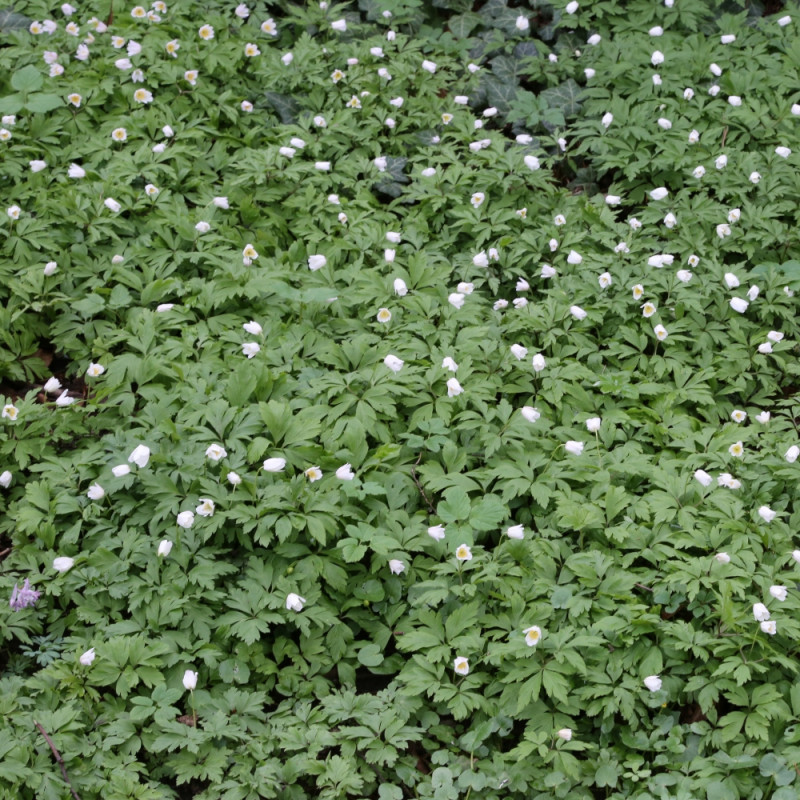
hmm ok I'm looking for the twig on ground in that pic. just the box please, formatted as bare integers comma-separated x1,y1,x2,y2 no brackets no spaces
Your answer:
34,721,82,800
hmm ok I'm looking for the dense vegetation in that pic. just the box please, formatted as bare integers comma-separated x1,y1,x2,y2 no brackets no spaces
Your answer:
3,0,800,798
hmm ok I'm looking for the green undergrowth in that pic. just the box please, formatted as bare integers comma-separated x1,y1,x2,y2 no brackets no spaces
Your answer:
3,0,800,798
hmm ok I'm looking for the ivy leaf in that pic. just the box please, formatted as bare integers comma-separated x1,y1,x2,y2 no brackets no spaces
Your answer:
540,78,584,117
264,91,300,124
448,12,481,39
0,8,31,33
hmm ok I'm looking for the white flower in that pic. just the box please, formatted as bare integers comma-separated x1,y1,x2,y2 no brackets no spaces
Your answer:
729,442,744,458
664,213,677,228
753,603,770,622
729,95,742,107
587,33,601,45
54,390,74,407
205,443,227,462
263,458,286,472
717,224,732,239
308,254,327,271
447,378,463,397
227,471,241,486
112,464,131,477
177,511,194,528
649,187,668,201
331,18,347,31
731,409,747,423
629,218,642,230
715,154,728,170
213,196,229,209
336,463,355,480
515,15,529,31
657,118,672,130
183,670,198,690
585,68,596,79
513,298,528,309
243,320,262,336
759,343,772,354
80,648,96,665
570,305,587,320
520,406,541,424
676,270,692,283
0,470,12,488
606,195,621,205
439,357,458,374
196,498,215,517
785,445,799,462
761,620,777,635
388,559,405,575
557,728,572,742
779,15,792,25
758,506,776,522
53,556,75,573
454,656,469,675
510,344,528,361
516,278,530,292
770,585,788,602
643,675,662,692
651,50,664,65
750,171,761,184
455,544,472,562
566,1,578,12
714,552,731,564
428,524,446,541
156,304,174,313
384,355,404,373
286,592,306,611
524,626,542,646
473,251,489,268
684,88,695,100
532,353,546,372
585,417,601,433
601,112,613,128
721,273,741,291
421,59,437,73
447,293,465,310
84,482,104,501
768,331,784,343
128,445,150,468
565,441,584,456
242,342,260,358
158,539,173,557
506,524,524,540
654,325,668,341
793,550,800,563
748,286,759,302
776,145,792,158
524,155,540,170
730,298,749,313
392,278,409,297
421,167,436,177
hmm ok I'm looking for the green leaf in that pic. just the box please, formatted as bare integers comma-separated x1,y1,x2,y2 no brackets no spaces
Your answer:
437,487,471,523
264,91,300,124
540,79,584,117
482,75,517,116
11,64,43,93
357,643,384,667
594,762,619,788
0,7,31,33
0,93,23,114
24,93,63,113
448,12,481,39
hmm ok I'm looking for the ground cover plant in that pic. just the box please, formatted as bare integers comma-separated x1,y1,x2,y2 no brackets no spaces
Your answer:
3,0,800,797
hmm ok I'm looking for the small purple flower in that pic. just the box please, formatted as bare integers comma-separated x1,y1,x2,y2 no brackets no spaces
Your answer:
9,579,40,611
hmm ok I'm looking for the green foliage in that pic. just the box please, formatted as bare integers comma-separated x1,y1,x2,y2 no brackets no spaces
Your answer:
3,0,800,799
